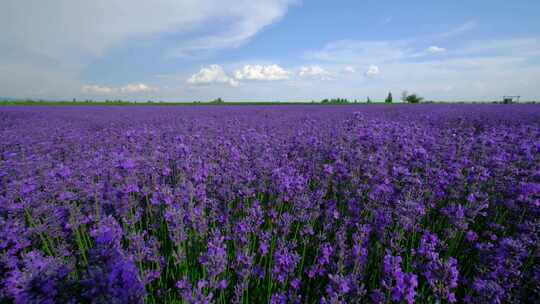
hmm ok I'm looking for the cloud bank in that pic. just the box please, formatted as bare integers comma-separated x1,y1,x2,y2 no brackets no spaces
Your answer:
82,83,157,95
427,46,447,53
187,65,239,87
365,65,380,77
298,66,332,80
234,65,290,81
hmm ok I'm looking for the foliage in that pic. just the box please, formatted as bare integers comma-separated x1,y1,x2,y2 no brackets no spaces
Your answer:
210,98,225,104
385,92,393,103
405,94,423,103
401,91,423,103
321,98,350,104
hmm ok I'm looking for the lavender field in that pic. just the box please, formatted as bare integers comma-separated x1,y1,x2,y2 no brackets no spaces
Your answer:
0,105,539,303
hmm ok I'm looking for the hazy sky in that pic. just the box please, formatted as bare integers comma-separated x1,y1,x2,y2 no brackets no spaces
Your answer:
1,0,539,101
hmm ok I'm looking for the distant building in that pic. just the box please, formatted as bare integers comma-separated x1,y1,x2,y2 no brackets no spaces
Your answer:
503,96,520,104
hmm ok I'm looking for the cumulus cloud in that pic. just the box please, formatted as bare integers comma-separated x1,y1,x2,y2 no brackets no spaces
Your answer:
299,66,332,80
427,46,446,53
82,85,116,95
343,66,356,73
120,83,156,93
82,83,156,95
234,64,290,81
187,65,238,87
365,65,380,77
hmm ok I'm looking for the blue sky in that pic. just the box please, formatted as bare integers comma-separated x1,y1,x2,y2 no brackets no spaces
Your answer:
1,0,539,101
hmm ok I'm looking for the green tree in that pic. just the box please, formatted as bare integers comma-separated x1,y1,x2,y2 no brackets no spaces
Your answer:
405,94,423,104
321,98,350,104
401,91,423,103
385,92,393,103
210,98,224,104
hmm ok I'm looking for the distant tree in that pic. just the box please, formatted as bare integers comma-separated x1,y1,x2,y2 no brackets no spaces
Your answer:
366,96,372,104
385,92,393,103
321,98,350,104
400,91,423,103
210,98,224,104
405,94,423,104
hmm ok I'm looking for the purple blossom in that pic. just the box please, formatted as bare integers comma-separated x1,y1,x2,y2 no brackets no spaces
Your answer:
273,245,300,283
5,251,74,304
199,229,228,290
1,105,539,303
415,232,459,303
81,245,146,303
382,252,417,304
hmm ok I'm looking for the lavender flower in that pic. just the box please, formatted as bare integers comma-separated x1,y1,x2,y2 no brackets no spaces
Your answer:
382,252,417,304
1,105,539,303
415,232,459,303
5,251,75,304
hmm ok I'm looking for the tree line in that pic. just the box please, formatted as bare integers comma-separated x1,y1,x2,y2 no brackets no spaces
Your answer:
319,91,423,104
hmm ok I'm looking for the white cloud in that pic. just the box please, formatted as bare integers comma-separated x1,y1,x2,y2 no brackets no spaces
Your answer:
0,1,295,97
0,1,297,59
365,65,380,77
299,66,332,79
232,35,540,100
2,4,540,102
304,21,476,65
427,46,446,53
187,65,238,87
82,85,116,95
168,1,298,58
343,66,356,73
234,64,290,81
305,36,540,70
120,83,156,93
82,83,157,95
